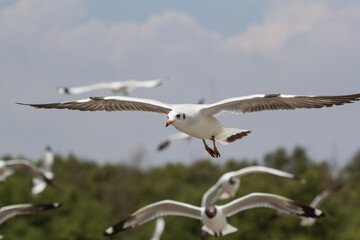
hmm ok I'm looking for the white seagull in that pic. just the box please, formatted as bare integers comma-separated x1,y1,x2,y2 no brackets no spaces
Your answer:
201,166,305,207
0,159,54,188
104,193,324,237
0,203,61,239
57,78,167,95
300,184,342,227
150,217,166,240
32,146,55,195
18,93,360,158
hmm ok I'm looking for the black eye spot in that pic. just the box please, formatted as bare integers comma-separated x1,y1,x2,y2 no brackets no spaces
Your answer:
183,114,186,119
176,114,180,119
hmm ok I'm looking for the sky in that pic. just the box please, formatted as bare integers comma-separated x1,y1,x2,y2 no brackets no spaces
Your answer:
1,0,360,168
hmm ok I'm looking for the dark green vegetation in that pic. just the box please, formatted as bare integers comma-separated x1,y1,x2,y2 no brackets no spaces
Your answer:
1,147,360,240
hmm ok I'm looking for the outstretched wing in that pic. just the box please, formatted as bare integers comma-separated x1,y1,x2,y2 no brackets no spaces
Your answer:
18,96,172,114
310,184,343,208
222,193,324,218
231,166,303,182
0,203,61,225
200,93,360,116
104,200,201,236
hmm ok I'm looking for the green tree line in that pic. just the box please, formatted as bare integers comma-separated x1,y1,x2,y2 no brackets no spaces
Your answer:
1,146,360,239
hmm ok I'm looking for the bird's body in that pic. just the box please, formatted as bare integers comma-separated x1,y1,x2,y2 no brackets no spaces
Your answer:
202,166,304,207
32,146,55,195
57,79,166,95
104,193,324,237
0,159,54,193
19,93,360,158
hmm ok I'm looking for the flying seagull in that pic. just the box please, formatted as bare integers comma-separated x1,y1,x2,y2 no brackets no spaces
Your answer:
0,203,61,239
0,159,54,187
32,146,55,195
150,217,166,240
104,193,323,237
300,184,343,227
18,93,360,158
57,78,167,95
201,166,305,207
157,132,191,151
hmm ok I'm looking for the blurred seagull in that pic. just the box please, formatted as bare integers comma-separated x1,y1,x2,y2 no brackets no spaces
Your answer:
0,203,61,239
57,78,167,95
150,217,165,240
103,193,324,237
0,159,54,187
18,93,360,158
32,146,55,195
157,132,191,151
300,184,343,227
201,166,305,207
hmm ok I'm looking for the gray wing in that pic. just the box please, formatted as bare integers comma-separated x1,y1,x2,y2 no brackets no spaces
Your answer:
128,78,167,88
18,96,172,114
231,166,303,182
5,160,53,185
104,200,201,236
222,193,324,218
0,203,61,225
201,181,224,207
200,93,360,116
310,184,343,208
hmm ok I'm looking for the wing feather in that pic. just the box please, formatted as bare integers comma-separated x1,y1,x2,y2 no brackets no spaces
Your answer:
222,193,324,219
104,200,201,236
18,96,172,114
201,93,360,116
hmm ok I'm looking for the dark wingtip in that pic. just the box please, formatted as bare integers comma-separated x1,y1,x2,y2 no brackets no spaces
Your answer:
293,176,307,184
158,141,170,151
292,201,324,218
104,217,133,237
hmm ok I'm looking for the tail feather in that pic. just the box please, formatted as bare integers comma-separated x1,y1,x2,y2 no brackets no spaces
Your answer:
216,128,251,145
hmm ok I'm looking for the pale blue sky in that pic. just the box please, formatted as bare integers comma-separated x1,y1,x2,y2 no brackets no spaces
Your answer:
1,0,360,168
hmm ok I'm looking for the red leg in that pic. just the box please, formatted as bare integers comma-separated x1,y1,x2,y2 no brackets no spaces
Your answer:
211,136,221,158
202,139,216,158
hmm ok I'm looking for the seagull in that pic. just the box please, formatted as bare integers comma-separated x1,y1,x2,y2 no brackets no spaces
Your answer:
32,146,55,195
150,217,165,240
0,159,54,187
57,78,167,95
157,132,191,151
18,93,360,158
201,166,305,207
300,184,343,227
0,203,61,239
104,192,324,237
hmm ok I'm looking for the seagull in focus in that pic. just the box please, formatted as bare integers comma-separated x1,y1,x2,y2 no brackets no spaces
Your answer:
57,78,167,95
32,146,55,195
150,217,165,240
0,159,54,188
104,193,324,237
0,203,61,239
300,184,342,227
201,166,305,207
18,93,360,158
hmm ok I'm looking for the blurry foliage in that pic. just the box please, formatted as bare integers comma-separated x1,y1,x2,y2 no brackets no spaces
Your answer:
1,146,359,239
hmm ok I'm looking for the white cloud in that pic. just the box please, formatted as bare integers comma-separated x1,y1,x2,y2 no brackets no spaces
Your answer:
221,1,332,54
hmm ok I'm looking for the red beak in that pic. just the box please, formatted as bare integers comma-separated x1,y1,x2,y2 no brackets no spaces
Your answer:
166,120,174,127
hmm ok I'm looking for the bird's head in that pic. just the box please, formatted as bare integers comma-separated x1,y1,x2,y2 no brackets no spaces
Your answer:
166,111,186,127
205,206,217,218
